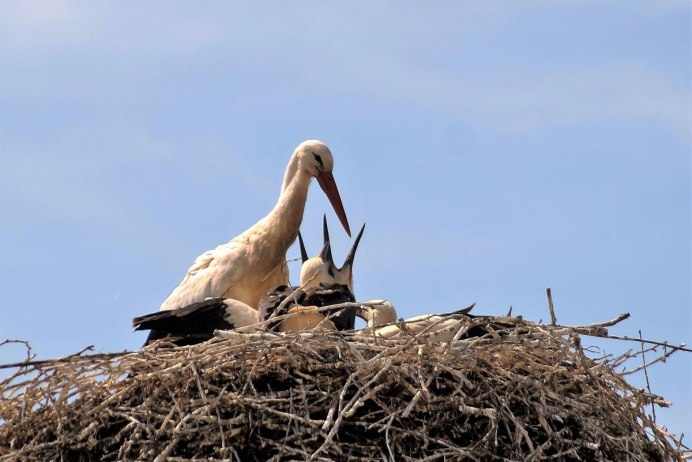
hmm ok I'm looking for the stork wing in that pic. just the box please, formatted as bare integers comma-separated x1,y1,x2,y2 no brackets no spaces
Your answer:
134,298,230,346
134,298,229,332
160,241,250,310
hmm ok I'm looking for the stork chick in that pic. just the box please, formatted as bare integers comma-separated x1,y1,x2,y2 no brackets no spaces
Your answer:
299,216,365,293
160,140,351,311
355,302,477,342
278,306,337,333
259,219,366,332
355,299,398,333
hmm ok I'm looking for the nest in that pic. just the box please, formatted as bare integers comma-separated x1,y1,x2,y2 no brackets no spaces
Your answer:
0,308,687,461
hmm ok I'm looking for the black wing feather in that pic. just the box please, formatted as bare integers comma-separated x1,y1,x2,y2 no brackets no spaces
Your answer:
133,298,233,346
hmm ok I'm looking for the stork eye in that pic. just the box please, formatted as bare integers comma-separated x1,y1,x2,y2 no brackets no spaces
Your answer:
312,152,324,170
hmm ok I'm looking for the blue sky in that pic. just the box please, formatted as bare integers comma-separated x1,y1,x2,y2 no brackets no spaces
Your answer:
1,1,690,440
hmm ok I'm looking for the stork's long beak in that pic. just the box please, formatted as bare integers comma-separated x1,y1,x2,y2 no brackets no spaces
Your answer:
343,223,365,269
316,172,351,237
297,232,309,264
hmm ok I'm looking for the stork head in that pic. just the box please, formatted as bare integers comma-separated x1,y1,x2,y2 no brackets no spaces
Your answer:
298,237,333,290
298,217,365,293
355,300,398,328
321,216,365,291
295,140,351,237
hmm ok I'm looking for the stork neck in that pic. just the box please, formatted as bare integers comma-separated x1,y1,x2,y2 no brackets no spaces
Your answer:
281,154,300,192
266,167,312,250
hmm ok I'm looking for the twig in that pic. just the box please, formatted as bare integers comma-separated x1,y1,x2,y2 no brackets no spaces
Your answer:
599,335,691,353
0,345,100,370
621,346,680,376
385,413,396,461
570,312,631,329
0,339,34,362
546,288,557,326
268,286,302,321
638,330,656,420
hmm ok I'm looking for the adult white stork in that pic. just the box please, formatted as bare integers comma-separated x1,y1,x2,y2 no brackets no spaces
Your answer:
355,301,479,342
133,222,365,345
160,140,351,311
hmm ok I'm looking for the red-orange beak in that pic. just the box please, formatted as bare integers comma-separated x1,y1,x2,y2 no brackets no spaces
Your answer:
316,172,351,237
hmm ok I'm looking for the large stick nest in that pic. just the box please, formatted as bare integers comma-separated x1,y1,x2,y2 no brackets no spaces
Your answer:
0,311,686,461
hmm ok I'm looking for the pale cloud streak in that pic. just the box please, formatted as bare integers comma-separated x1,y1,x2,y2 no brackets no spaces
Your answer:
2,2,687,138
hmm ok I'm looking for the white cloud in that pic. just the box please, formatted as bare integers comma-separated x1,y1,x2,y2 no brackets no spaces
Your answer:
0,113,281,265
0,0,77,27
0,2,513,56
0,1,216,54
455,65,691,136
295,48,690,137
2,2,686,138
